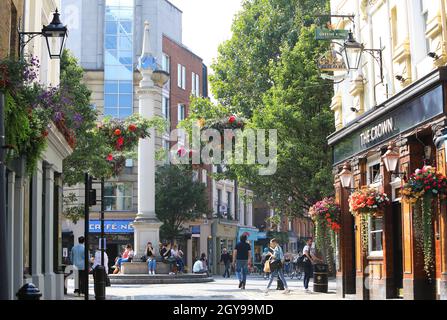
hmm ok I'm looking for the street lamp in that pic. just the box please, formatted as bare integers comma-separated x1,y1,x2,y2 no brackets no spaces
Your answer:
339,162,354,190
340,31,384,86
19,9,68,59
340,31,364,71
382,142,399,173
382,142,406,179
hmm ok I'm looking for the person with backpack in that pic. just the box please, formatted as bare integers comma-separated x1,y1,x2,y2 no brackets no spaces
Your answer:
264,238,290,295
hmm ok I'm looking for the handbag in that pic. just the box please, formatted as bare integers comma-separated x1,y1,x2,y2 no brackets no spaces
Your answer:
269,259,282,272
263,261,271,273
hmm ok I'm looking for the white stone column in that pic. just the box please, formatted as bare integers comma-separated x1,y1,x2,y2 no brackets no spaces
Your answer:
31,161,45,296
43,164,56,300
133,21,168,256
13,173,25,299
6,171,15,300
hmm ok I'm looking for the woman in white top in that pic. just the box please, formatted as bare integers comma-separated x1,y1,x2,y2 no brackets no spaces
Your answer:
302,238,321,291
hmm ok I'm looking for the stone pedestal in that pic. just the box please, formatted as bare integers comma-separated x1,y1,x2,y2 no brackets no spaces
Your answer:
133,219,162,256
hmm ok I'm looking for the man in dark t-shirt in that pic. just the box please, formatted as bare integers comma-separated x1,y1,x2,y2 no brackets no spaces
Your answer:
232,234,252,290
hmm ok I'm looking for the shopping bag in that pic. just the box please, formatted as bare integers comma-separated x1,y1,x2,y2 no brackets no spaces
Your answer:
263,261,271,273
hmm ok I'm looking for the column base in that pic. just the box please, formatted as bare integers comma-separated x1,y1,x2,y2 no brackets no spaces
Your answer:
132,218,162,256
403,277,436,300
336,275,344,298
55,273,65,300
440,274,447,300
368,278,386,300
356,275,369,300
31,273,45,300
44,272,56,300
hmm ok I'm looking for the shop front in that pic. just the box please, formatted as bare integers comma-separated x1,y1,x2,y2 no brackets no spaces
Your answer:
329,68,447,300
88,220,134,271
212,220,238,275
184,221,211,273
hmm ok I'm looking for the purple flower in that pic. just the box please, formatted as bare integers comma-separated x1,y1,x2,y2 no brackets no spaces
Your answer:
54,112,64,122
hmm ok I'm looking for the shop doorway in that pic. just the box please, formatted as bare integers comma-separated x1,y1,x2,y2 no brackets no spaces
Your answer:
392,201,403,298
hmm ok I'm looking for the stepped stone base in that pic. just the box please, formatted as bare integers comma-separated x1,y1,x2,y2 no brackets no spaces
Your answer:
109,274,213,285
121,262,171,275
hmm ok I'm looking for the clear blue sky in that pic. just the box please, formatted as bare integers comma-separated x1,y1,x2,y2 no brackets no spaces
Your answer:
168,0,243,70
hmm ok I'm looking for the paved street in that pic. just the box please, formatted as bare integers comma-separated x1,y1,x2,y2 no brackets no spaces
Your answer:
66,275,340,300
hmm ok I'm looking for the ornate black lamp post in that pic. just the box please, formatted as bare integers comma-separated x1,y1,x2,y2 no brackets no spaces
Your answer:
19,8,68,59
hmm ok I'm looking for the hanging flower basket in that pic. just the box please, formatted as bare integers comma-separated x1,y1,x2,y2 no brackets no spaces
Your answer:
348,187,390,253
309,197,340,273
401,166,447,279
96,114,165,177
203,114,246,135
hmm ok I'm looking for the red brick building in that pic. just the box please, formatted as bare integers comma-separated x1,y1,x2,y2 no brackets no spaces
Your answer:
162,34,206,130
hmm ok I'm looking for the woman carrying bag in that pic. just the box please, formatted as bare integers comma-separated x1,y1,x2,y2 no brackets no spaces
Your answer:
263,239,290,295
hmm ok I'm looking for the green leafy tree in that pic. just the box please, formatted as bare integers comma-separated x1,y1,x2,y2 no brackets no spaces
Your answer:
187,0,334,220
211,0,329,117
155,165,210,241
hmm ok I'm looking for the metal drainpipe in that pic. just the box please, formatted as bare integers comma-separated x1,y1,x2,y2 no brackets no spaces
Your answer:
0,93,8,300
367,12,377,107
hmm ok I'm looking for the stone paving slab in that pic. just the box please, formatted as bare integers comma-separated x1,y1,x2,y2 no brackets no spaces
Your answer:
66,276,340,300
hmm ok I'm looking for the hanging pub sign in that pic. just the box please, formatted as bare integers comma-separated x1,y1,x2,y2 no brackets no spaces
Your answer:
318,49,347,72
315,28,349,40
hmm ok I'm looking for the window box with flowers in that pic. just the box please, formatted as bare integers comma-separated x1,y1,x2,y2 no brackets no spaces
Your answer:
348,187,390,253
401,166,447,279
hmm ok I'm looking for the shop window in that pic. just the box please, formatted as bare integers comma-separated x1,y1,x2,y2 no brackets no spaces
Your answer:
104,182,133,211
369,216,384,255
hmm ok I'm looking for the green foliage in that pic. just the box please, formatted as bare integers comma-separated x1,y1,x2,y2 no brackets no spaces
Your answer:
61,50,168,185
63,193,84,224
155,165,210,241
211,0,329,117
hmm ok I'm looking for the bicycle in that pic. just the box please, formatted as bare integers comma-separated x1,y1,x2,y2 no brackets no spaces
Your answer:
289,261,303,280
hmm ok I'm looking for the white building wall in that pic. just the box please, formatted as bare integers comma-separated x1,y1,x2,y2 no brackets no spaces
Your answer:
330,0,447,130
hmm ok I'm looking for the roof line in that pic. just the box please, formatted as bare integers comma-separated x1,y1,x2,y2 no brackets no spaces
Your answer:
164,0,183,14
162,33,204,62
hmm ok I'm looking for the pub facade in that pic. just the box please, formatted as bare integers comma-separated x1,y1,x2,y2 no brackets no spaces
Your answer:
328,0,447,300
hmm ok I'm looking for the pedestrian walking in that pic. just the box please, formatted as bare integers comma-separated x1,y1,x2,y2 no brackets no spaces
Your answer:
70,236,86,296
91,249,110,287
261,247,271,279
302,238,321,292
232,234,252,290
146,242,156,275
220,248,232,278
264,238,290,295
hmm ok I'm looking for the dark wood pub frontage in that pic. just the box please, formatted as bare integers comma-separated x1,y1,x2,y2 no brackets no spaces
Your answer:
329,67,447,300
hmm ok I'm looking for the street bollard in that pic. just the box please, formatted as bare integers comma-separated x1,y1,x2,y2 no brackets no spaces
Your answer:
16,283,42,300
93,266,106,300
313,263,329,293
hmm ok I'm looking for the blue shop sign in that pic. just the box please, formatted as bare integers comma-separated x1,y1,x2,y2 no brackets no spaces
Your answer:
238,227,260,241
191,225,200,234
89,220,134,234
